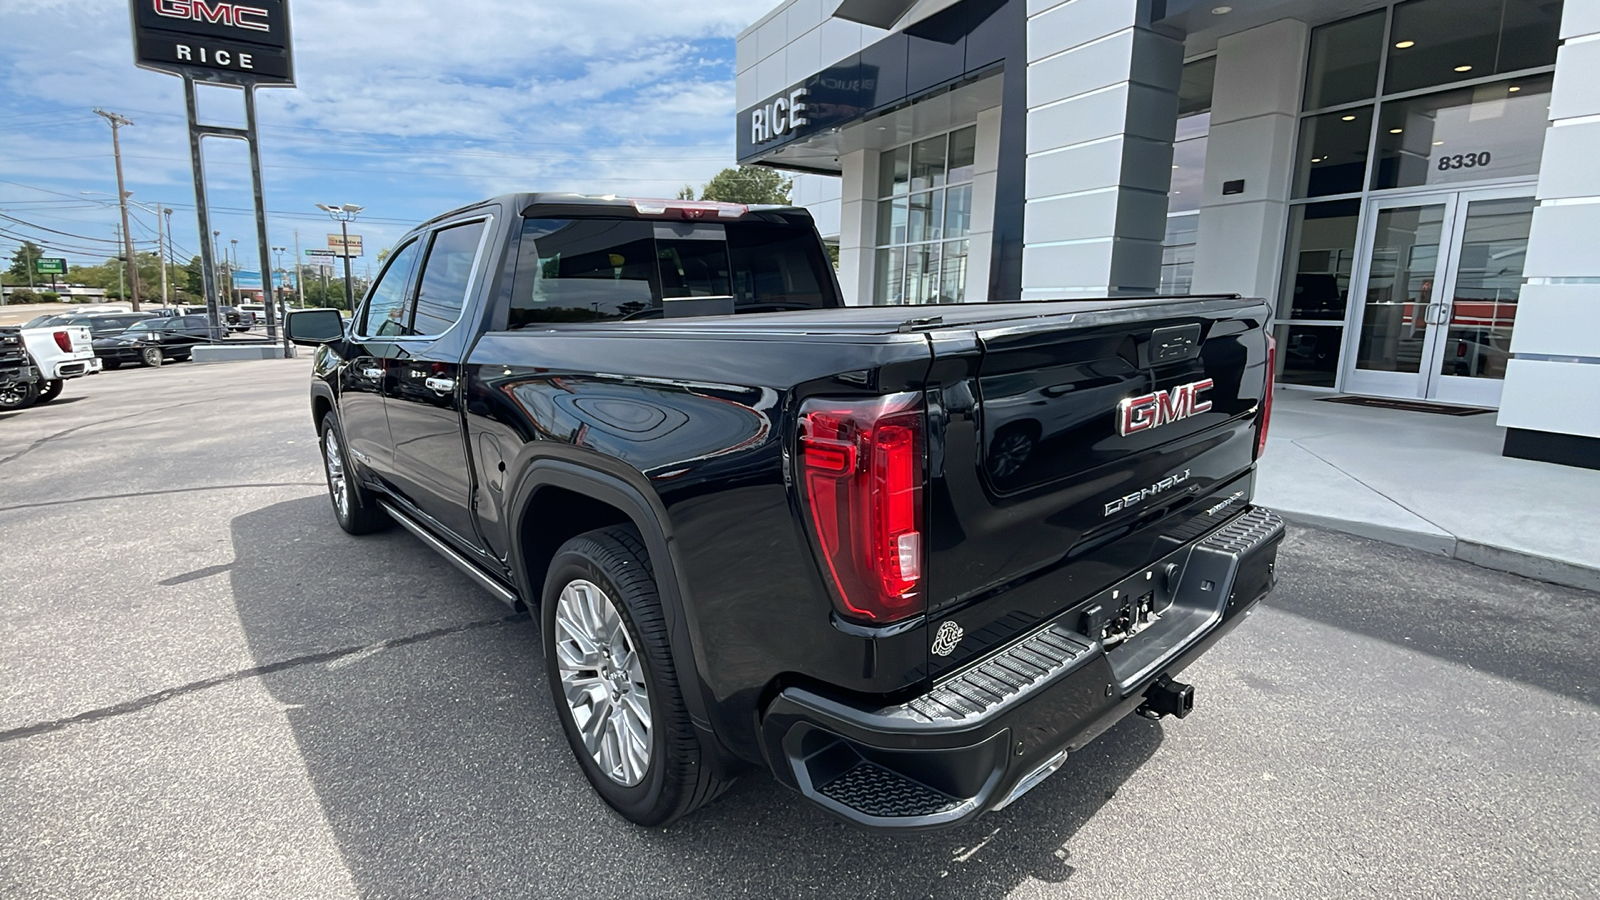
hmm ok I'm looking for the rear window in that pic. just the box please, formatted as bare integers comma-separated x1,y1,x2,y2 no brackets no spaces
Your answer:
505,217,836,328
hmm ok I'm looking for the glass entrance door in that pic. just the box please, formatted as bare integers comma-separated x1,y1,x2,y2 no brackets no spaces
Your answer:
1343,187,1534,406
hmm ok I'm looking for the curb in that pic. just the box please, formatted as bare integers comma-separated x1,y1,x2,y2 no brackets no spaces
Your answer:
1273,508,1600,594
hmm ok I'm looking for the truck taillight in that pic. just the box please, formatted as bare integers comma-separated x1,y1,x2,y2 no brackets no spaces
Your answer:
799,393,926,625
1257,334,1277,459
53,331,73,353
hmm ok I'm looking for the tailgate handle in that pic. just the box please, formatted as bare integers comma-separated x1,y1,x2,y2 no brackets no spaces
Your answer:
1150,324,1203,365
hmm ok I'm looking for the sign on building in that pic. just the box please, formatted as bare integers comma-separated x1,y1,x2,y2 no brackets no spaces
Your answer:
34,258,67,276
130,0,295,86
327,234,364,257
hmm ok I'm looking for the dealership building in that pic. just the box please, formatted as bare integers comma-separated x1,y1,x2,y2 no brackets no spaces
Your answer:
736,0,1599,469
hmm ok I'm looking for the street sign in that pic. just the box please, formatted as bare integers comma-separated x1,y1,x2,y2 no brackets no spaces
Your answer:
327,234,363,257
304,249,337,257
34,257,67,276
129,0,295,87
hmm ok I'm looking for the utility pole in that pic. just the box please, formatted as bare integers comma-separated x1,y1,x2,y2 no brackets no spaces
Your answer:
162,206,174,307
155,203,171,307
293,230,302,308
230,238,239,305
114,223,126,300
94,108,141,311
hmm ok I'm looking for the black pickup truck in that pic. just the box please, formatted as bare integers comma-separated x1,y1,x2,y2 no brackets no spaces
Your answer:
285,193,1284,832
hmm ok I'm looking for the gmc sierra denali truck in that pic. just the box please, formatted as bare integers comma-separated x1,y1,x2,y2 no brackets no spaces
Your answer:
285,194,1284,832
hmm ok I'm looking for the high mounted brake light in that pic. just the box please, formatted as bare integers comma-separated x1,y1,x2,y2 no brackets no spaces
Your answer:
799,393,926,625
630,199,748,220
1257,334,1277,459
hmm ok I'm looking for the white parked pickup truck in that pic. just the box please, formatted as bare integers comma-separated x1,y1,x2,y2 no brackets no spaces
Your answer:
17,321,100,404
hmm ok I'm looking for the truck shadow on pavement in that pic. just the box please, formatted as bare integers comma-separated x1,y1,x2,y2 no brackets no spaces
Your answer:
229,497,1164,900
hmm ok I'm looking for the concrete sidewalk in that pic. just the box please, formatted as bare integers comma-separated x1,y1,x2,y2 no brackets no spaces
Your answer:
1255,391,1600,592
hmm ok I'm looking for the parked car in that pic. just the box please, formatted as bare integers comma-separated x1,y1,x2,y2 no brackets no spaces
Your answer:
285,194,1284,832
0,326,43,411
97,315,214,368
17,319,101,404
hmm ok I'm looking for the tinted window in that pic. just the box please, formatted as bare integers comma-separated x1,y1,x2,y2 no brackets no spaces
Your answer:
726,223,830,310
1303,10,1384,110
510,219,659,325
411,221,487,336
359,240,421,337
506,217,836,329
1386,0,1560,95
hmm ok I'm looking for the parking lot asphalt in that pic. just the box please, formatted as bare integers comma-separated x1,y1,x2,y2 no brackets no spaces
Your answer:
3,360,1597,899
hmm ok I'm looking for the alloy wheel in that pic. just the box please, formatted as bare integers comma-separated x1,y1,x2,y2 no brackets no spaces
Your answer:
554,579,652,787
323,428,351,520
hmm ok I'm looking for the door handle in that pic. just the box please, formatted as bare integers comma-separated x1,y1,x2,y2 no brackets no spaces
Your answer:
360,366,383,379
425,376,456,395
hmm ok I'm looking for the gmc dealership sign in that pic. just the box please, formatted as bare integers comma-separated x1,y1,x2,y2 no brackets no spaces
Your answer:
130,0,294,86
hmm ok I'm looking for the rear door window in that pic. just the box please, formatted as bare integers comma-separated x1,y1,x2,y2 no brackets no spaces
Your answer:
410,220,488,336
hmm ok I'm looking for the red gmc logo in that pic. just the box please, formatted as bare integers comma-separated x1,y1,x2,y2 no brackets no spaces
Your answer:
1117,379,1215,437
153,0,271,33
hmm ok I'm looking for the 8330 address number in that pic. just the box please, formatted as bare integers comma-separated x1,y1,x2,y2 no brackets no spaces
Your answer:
1438,151,1492,171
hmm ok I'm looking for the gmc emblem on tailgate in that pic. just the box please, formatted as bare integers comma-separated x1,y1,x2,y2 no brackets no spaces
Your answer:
1116,379,1215,437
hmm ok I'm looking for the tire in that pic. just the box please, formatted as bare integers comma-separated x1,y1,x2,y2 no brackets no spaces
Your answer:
542,526,732,827
140,347,164,368
103,360,121,371
35,380,63,404
0,380,39,411
318,415,389,535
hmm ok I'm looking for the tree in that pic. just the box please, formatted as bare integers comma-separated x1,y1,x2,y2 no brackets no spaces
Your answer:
675,185,696,200
8,241,45,284
695,167,793,205
184,256,205,296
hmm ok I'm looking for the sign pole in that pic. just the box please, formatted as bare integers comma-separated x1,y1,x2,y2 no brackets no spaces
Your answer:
242,85,286,352
183,75,225,342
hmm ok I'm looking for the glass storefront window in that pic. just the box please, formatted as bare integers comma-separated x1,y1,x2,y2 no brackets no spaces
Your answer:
1280,200,1361,321
1385,0,1562,96
1439,196,1533,380
1161,57,1214,295
874,125,978,305
1293,107,1374,199
879,146,910,197
1371,74,1552,191
1304,10,1386,110
1275,324,1345,387
1160,213,1198,296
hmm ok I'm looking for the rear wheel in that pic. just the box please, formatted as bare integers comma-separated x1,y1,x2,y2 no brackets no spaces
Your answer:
543,526,732,826
319,415,389,535
140,347,163,368
35,380,63,404
0,380,39,411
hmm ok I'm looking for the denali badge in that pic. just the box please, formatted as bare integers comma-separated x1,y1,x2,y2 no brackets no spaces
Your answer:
1105,470,1191,517
932,621,965,657
1117,379,1215,437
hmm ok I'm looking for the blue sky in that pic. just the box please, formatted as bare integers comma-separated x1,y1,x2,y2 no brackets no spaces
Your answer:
0,0,755,282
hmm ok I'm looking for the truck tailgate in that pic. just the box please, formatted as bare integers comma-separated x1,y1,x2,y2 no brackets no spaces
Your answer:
922,298,1272,678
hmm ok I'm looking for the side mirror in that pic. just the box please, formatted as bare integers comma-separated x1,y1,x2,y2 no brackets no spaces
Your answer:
285,308,345,346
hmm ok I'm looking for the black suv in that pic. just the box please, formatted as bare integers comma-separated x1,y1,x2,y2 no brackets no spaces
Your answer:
98,315,213,368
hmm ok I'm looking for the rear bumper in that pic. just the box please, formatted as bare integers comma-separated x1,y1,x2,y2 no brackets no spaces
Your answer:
42,356,101,379
759,507,1285,832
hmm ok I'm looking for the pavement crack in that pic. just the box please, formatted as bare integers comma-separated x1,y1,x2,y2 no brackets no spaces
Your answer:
0,482,325,514
0,398,219,467
0,613,528,744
